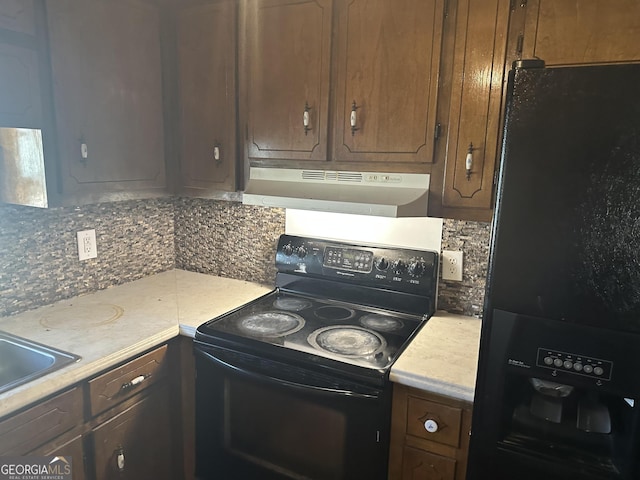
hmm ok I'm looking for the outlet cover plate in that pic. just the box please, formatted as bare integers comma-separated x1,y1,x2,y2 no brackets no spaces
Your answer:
77,229,97,261
442,250,463,281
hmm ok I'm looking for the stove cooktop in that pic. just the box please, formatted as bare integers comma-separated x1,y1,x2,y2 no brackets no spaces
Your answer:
197,290,425,371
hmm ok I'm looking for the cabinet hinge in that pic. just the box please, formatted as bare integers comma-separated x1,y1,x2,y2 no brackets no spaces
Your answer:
516,33,524,57
510,0,527,8
434,123,442,140
493,170,499,186
444,0,449,18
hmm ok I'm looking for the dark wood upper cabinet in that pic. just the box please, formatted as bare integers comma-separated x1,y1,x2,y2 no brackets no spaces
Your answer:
45,0,166,202
332,0,444,166
242,0,444,169
438,0,509,221
0,0,36,35
176,0,238,194
0,43,42,128
244,0,332,163
521,0,640,66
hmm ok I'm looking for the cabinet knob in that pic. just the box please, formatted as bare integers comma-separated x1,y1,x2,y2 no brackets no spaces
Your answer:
303,102,311,135
213,144,222,166
465,143,474,180
350,100,359,136
424,419,439,433
116,445,125,472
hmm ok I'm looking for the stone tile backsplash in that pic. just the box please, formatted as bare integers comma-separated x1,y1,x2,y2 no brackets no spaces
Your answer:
174,197,285,286
0,197,491,318
0,199,175,316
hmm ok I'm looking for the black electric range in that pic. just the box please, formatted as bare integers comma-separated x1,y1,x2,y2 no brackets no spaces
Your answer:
193,234,439,480
196,234,438,385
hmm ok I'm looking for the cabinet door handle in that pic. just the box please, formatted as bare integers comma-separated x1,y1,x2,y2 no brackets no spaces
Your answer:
121,374,150,390
465,143,474,180
303,102,311,135
116,445,125,472
350,100,359,136
213,144,222,166
424,419,439,433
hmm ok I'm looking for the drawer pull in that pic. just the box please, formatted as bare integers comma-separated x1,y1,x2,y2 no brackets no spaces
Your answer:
424,419,439,433
116,445,125,472
121,374,150,390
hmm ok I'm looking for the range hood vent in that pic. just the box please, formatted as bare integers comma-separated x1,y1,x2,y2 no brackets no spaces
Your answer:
242,167,430,217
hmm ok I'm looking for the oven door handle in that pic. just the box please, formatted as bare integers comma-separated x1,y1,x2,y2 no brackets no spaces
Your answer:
195,348,380,400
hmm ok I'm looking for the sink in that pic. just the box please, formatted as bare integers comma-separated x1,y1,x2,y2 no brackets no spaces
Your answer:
0,332,80,394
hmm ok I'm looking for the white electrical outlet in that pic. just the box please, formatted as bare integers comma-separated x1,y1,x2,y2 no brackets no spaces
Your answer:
77,229,97,261
442,250,463,281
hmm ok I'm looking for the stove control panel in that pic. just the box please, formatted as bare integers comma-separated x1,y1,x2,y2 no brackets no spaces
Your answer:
323,246,374,272
537,348,612,381
275,234,438,295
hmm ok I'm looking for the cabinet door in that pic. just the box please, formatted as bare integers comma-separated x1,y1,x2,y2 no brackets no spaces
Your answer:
332,0,444,166
0,43,42,128
0,0,36,35
92,386,173,480
177,0,237,194
521,0,640,66
31,433,86,480
401,446,456,480
245,0,332,162
46,0,166,199
441,0,509,217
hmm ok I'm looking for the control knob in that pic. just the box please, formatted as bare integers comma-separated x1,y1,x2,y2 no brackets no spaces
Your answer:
375,258,389,271
392,260,406,275
408,260,426,278
282,243,294,256
296,246,307,258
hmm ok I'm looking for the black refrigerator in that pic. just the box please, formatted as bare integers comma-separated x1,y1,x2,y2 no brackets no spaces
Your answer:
467,61,640,480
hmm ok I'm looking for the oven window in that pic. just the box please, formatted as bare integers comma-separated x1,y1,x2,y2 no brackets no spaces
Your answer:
225,377,346,479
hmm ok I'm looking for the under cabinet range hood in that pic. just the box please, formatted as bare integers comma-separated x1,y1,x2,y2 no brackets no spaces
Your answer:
242,167,430,217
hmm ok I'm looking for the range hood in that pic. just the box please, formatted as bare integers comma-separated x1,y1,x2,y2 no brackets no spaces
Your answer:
242,167,430,217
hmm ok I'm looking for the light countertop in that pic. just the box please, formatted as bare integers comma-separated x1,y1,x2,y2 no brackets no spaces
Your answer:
389,311,482,403
0,269,481,418
0,270,271,418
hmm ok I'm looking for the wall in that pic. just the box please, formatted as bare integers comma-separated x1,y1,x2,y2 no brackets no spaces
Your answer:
174,198,491,317
0,199,175,316
0,197,491,318
174,197,284,286
439,219,492,316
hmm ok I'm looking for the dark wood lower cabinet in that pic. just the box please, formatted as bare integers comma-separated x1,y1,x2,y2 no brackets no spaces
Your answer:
92,385,172,480
0,341,184,480
388,385,473,480
401,446,457,480
31,432,86,480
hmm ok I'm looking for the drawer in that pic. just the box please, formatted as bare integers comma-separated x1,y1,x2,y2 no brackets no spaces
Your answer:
406,396,463,448
0,386,83,455
88,344,169,417
402,446,457,480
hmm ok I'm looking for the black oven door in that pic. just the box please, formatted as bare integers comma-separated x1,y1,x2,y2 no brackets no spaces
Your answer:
194,343,392,480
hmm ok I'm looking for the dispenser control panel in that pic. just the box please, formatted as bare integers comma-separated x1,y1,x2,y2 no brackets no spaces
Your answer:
537,348,612,381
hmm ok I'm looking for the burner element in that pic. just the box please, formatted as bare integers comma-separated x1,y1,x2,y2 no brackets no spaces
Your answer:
237,311,305,338
273,297,312,312
308,326,386,357
359,314,404,332
314,305,356,321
